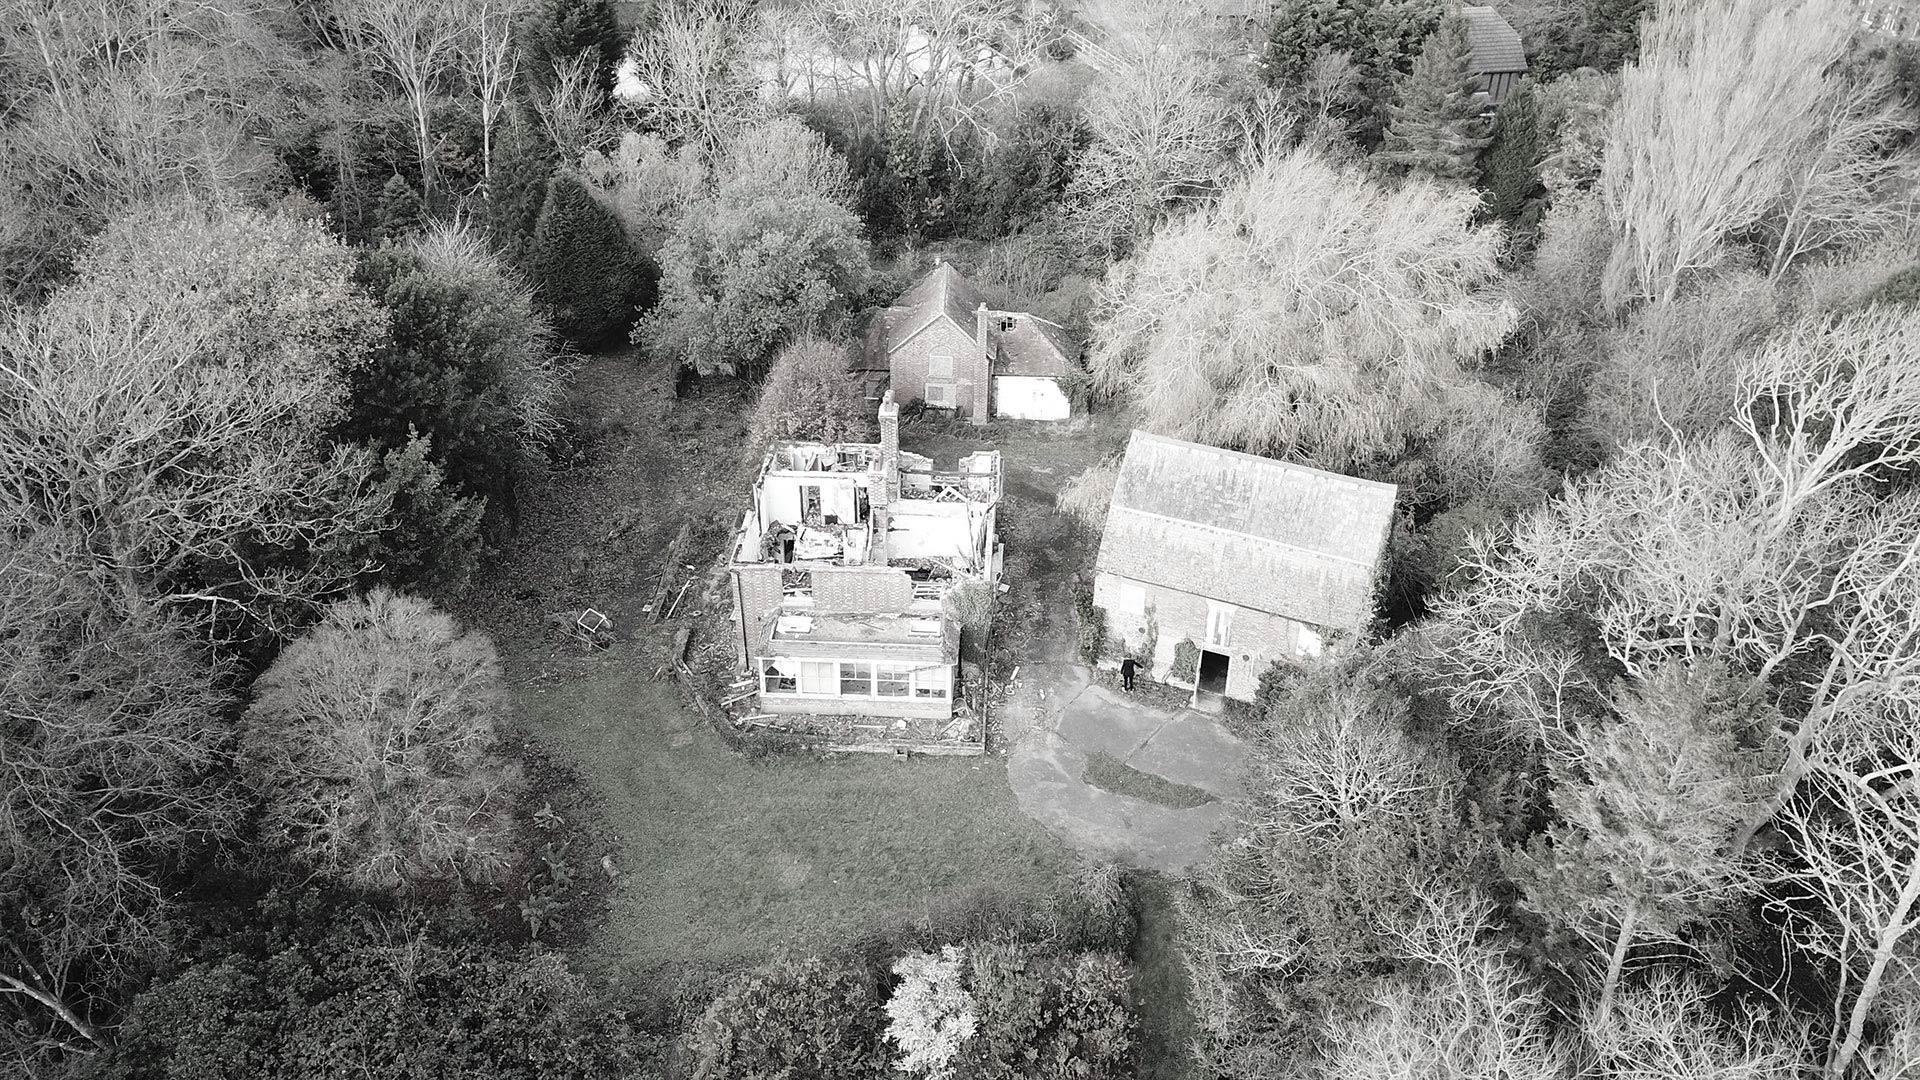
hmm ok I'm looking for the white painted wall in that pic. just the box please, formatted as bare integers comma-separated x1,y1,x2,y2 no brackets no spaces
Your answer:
992,376,1071,421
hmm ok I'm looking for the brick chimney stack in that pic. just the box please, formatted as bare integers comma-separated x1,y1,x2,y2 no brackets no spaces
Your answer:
878,389,899,501
973,302,992,425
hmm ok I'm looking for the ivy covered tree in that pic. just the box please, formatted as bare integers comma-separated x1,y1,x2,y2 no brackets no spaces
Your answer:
1375,15,1493,182
529,171,651,348
747,337,873,454
1264,0,1444,107
640,117,870,379
347,223,566,537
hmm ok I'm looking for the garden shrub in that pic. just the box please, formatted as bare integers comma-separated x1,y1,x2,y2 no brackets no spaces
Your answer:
885,946,977,1078
687,957,887,1080
1865,264,1920,309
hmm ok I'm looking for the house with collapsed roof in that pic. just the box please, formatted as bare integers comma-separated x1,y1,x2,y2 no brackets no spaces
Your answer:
1093,432,1397,706
728,392,1002,721
860,260,1079,423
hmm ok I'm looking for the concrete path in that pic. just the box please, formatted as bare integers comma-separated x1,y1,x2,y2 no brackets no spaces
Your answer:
1002,665,1249,873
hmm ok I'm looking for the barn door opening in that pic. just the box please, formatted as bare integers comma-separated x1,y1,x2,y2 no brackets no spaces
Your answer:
1197,650,1230,696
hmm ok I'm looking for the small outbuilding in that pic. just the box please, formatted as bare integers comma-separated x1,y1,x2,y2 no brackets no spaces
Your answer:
1461,5,1528,107
1092,432,1397,706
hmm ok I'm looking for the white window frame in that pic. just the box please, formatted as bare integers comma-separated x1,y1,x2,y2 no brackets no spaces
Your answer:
1205,601,1234,649
1111,581,1146,617
797,660,836,695
760,658,796,694
757,657,948,700
876,662,912,697
912,664,950,700
928,353,954,380
839,660,874,697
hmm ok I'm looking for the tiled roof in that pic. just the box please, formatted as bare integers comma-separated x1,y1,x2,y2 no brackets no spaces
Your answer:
883,262,988,353
1095,432,1397,633
988,314,1077,378
1461,5,1527,74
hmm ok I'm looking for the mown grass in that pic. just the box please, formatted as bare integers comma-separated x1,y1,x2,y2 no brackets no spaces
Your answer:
513,652,1076,985
1082,751,1218,810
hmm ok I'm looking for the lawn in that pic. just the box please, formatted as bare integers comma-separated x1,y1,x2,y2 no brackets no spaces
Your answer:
513,642,1076,985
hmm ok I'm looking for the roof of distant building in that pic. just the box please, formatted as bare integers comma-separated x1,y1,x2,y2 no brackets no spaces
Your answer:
1096,431,1397,633
872,261,1078,378
882,261,990,354
1461,5,1528,74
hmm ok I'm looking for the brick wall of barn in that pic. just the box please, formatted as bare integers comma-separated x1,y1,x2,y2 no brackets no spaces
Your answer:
1093,572,1311,702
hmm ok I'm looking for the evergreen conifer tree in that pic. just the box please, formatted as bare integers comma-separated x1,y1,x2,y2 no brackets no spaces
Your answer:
374,174,426,243
529,173,650,348
1479,81,1547,255
1375,15,1493,182
518,0,624,93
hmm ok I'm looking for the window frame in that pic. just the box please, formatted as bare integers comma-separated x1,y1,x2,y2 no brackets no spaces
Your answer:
1204,601,1235,649
928,352,954,380
760,658,796,694
839,660,874,697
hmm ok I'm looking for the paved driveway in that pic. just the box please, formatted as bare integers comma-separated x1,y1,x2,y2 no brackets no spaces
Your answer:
1002,664,1248,873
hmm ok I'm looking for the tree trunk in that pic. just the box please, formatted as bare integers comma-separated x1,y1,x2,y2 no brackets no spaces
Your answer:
0,971,106,1049
1828,865,1920,1079
1597,900,1640,1022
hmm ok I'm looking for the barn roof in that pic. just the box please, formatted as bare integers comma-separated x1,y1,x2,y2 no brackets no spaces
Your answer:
1461,5,1528,74
1095,432,1397,633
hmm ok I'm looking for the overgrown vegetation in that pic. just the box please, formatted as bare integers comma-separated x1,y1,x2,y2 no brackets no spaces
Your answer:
8,0,1920,1075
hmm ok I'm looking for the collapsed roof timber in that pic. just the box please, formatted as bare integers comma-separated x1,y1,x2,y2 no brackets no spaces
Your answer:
728,392,1002,723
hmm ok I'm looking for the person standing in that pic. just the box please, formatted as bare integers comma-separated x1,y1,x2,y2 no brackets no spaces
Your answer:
1120,656,1137,691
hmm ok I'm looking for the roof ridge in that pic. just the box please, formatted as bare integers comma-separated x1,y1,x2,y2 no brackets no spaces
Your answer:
1123,430,1401,494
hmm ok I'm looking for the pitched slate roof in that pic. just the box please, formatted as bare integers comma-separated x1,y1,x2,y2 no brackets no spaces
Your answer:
1096,432,1397,633
883,261,988,353
988,314,1077,378
1461,5,1528,74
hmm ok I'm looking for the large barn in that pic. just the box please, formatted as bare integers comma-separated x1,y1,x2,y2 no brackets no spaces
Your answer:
1092,432,1397,705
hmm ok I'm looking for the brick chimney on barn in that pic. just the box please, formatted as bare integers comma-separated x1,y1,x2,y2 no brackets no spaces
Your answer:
972,302,993,425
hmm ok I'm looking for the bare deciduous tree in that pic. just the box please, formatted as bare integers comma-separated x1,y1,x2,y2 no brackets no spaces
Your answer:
469,0,537,188
537,51,616,160
242,589,522,891
0,573,244,1052
1584,968,1816,1080
796,0,1046,151
0,0,299,295
1600,0,1916,308
1773,719,1920,1080
1087,146,1518,479
1319,888,1566,1080
332,0,471,198
1065,2,1236,258
622,0,766,156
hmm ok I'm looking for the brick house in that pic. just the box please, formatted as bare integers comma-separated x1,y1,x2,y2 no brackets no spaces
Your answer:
728,393,1003,720
1092,432,1397,705
861,260,1079,422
